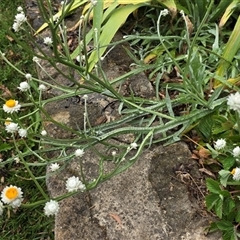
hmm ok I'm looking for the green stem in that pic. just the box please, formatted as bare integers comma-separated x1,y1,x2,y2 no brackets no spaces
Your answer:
13,136,49,200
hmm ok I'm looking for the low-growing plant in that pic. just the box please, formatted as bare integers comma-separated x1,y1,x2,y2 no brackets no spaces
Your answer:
0,0,240,239
201,92,240,239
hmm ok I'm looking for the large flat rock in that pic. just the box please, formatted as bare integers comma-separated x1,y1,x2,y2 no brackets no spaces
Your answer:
46,142,221,240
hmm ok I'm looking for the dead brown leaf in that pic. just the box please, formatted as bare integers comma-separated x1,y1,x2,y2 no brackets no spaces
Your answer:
109,213,122,226
199,168,216,178
0,85,13,98
198,147,211,159
6,35,14,42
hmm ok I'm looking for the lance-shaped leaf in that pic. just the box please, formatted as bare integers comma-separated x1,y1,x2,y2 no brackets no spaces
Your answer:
219,0,240,28
214,15,240,87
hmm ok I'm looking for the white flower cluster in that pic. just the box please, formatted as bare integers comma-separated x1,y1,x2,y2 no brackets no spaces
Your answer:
43,36,53,46
49,163,60,172
44,200,59,216
18,81,30,92
233,146,240,157
66,176,86,192
214,138,226,150
12,7,27,32
44,176,86,217
4,119,27,137
38,84,47,91
75,149,85,157
227,92,240,113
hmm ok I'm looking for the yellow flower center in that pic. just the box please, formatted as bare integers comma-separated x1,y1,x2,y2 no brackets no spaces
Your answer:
231,168,236,175
5,99,16,108
5,187,18,200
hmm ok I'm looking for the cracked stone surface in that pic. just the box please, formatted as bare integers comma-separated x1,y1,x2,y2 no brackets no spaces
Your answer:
46,142,221,240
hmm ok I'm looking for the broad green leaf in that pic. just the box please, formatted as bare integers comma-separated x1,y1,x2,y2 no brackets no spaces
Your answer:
82,0,151,17
197,114,213,140
219,170,231,187
0,142,14,152
214,75,240,89
223,197,235,216
214,15,240,86
215,197,223,218
235,208,240,222
35,0,88,35
93,0,103,47
205,193,219,211
216,220,234,231
210,0,235,22
206,178,222,194
144,45,166,64
222,230,237,240
87,3,146,71
222,156,235,171
219,190,231,198
117,0,149,3
219,0,240,28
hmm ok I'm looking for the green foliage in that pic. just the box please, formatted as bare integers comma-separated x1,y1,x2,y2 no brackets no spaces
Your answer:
0,0,54,239
1,0,240,239
205,131,240,238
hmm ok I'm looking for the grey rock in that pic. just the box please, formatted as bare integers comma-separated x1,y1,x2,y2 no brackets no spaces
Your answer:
47,142,221,240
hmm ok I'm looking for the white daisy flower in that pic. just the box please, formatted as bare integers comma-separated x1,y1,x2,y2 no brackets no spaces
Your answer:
18,81,30,92
5,122,19,134
49,163,60,172
18,128,27,138
44,200,59,216
1,185,23,206
3,99,21,113
43,37,53,46
214,139,226,150
227,92,240,113
66,176,85,192
75,149,84,157
231,167,240,181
